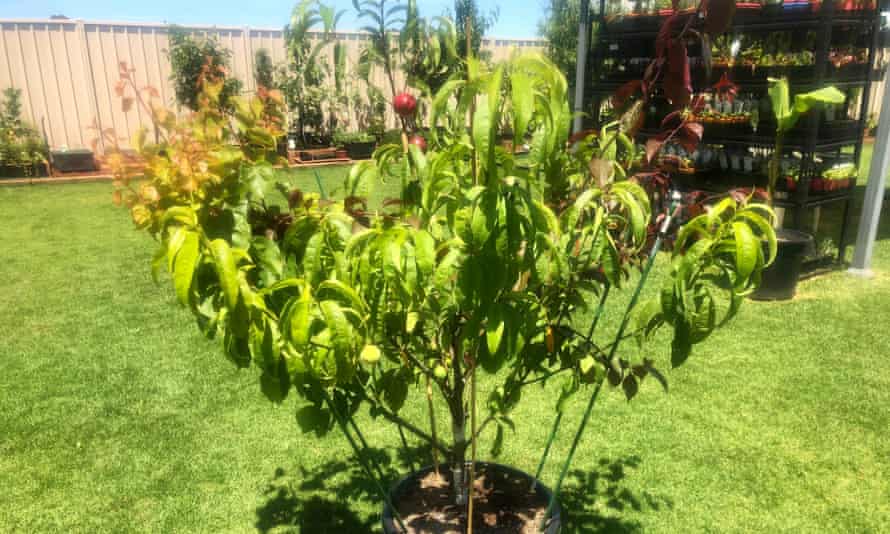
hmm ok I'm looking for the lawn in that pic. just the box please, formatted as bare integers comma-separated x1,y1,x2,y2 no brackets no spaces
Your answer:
2,157,890,533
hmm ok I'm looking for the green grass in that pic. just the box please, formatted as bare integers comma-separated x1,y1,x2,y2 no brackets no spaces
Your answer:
2,159,890,533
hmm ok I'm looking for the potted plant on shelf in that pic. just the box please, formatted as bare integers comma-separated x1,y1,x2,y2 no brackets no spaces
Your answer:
108,4,777,533
752,77,844,300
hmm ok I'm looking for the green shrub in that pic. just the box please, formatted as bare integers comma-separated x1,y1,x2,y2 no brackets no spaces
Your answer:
0,88,47,167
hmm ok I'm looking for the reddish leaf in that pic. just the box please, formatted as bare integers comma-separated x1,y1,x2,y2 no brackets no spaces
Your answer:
589,158,613,188
664,39,692,108
677,122,704,153
645,138,665,164
144,86,161,98
660,110,684,129
683,122,704,141
704,0,737,36
656,15,686,58
612,80,642,110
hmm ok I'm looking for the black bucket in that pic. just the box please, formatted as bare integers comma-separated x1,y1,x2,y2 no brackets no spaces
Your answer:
382,462,561,534
751,228,814,301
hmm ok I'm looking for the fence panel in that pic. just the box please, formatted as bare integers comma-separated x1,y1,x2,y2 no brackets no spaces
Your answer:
0,18,544,152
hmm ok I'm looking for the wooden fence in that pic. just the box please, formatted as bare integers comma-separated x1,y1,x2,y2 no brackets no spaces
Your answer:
0,18,545,152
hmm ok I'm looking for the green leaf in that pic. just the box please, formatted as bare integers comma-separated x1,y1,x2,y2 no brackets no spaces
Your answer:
511,69,533,147
485,305,505,355
173,230,200,307
767,77,790,124
381,369,409,413
632,298,664,348
208,239,239,309
317,279,368,316
732,221,759,283
671,319,693,368
738,209,778,267
412,230,435,278
166,227,188,274
250,237,284,288
285,289,313,349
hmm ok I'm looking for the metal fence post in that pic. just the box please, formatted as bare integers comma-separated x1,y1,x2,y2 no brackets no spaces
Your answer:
849,72,890,277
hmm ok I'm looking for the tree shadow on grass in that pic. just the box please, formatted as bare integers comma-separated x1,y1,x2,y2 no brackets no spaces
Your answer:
255,443,431,533
558,456,673,534
255,450,670,533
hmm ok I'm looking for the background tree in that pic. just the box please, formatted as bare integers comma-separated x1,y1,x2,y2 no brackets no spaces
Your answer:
283,0,343,145
166,27,242,112
453,0,498,61
538,0,593,97
254,48,276,90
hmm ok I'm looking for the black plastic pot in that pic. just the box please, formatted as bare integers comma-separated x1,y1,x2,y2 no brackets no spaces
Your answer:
751,228,814,301
382,462,561,534
345,141,376,160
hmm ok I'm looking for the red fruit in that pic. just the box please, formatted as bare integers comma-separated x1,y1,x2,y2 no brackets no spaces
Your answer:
393,93,417,118
408,134,427,152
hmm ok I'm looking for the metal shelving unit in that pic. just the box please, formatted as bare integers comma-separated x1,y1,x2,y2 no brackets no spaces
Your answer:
585,1,884,265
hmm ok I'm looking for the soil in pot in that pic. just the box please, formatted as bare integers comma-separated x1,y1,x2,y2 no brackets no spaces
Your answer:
387,464,553,534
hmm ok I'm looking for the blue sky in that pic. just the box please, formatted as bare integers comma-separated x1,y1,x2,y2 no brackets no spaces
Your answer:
0,0,543,38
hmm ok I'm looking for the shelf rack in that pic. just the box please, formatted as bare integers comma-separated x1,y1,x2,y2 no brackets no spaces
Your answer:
584,1,884,264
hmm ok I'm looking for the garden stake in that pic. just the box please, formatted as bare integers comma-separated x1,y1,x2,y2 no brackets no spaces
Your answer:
321,389,407,533
530,411,561,492
539,195,682,532
344,407,390,485
313,170,327,199
467,359,477,534
426,375,441,476
531,284,611,492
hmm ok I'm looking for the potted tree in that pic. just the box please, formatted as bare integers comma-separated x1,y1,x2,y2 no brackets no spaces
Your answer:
752,77,844,300
109,6,777,533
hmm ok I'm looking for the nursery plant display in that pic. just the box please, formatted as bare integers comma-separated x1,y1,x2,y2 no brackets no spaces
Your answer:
590,0,882,271
109,3,777,531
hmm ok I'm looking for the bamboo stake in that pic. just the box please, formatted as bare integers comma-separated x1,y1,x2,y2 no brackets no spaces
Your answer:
467,357,478,534
426,375,441,477
531,285,611,492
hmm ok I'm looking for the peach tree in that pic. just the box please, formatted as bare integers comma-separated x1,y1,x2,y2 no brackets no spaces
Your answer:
111,45,775,522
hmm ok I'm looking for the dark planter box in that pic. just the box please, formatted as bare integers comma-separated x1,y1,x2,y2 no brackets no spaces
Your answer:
345,141,376,160
0,163,49,179
52,149,96,173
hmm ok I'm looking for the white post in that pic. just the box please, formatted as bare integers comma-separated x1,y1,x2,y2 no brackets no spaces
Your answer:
849,73,890,277
572,0,590,134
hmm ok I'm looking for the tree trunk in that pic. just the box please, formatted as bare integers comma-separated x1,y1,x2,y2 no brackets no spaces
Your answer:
449,339,468,505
